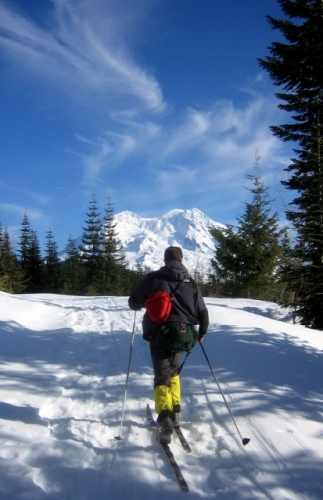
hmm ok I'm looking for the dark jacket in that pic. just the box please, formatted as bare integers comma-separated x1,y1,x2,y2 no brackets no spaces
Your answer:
128,260,209,339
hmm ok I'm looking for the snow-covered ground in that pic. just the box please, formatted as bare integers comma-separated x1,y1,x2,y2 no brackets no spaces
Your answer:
0,291,322,499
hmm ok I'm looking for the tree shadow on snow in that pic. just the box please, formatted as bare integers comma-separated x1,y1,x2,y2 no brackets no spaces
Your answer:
1,303,323,499
181,322,323,499
0,315,168,500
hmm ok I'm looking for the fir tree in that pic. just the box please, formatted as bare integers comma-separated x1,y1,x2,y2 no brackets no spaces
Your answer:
18,213,32,266
28,231,44,291
211,161,286,300
0,223,24,293
80,194,104,294
277,229,303,307
258,0,323,328
17,214,43,291
44,228,61,292
62,234,85,294
210,224,244,297
102,196,127,294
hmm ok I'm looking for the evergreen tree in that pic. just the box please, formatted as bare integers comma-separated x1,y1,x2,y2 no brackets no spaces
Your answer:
62,234,85,294
18,213,32,266
0,221,5,290
210,224,244,297
28,231,44,291
277,229,303,307
132,262,146,287
258,0,323,328
102,196,128,294
0,223,24,293
17,214,43,291
80,194,104,294
211,162,286,300
44,228,61,292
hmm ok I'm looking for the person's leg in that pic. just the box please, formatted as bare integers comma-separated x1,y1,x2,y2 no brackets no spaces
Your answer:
170,352,183,424
150,345,182,443
150,343,173,413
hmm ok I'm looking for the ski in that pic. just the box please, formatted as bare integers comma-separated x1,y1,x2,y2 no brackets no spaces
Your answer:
146,404,189,493
173,425,191,453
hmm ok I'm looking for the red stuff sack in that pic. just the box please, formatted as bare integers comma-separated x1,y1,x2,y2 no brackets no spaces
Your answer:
144,291,173,324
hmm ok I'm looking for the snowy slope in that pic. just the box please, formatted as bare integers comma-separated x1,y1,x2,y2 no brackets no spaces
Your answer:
0,291,323,499
114,208,225,273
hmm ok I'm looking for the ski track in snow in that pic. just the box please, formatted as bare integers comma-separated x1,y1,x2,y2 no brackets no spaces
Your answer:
0,292,323,499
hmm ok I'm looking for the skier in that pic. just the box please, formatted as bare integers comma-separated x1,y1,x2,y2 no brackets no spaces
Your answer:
128,246,209,444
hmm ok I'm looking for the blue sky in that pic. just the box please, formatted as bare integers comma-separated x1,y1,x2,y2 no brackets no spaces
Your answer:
0,0,292,252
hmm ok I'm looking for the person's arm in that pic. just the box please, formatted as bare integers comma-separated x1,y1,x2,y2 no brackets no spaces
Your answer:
128,275,151,311
196,288,209,341
128,291,143,311
197,307,209,341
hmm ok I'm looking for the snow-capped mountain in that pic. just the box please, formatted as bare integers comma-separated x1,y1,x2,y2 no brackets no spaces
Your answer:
60,208,226,275
114,208,226,275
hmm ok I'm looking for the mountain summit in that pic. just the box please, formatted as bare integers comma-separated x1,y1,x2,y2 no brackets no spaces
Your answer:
114,208,226,275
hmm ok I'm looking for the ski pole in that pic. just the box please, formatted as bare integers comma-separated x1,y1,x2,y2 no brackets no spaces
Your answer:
115,311,137,440
177,350,191,375
199,342,250,446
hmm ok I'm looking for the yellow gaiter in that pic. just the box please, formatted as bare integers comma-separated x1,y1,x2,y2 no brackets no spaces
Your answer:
170,375,181,406
154,385,172,414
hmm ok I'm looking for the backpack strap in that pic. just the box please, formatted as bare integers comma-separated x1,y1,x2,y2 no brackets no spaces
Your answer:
147,271,194,295
147,271,196,286
169,279,183,299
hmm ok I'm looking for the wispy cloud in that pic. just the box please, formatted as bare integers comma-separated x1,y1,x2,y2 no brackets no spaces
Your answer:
0,0,164,112
0,1,287,190
0,1,292,230
142,93,287,195
0,202,49,224
69,90,289,210
72,119,162,180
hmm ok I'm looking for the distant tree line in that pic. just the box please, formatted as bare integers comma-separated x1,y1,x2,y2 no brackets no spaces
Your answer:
0,166,319,328
0,195,145,296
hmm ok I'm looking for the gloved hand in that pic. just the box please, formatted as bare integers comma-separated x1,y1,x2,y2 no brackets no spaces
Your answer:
195,325,205,342
198,328,205,342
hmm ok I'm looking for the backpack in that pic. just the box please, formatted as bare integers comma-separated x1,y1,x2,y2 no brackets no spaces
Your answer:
143,291,173,323
144,280,183,324
144,278,198,352
154,322,198,353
